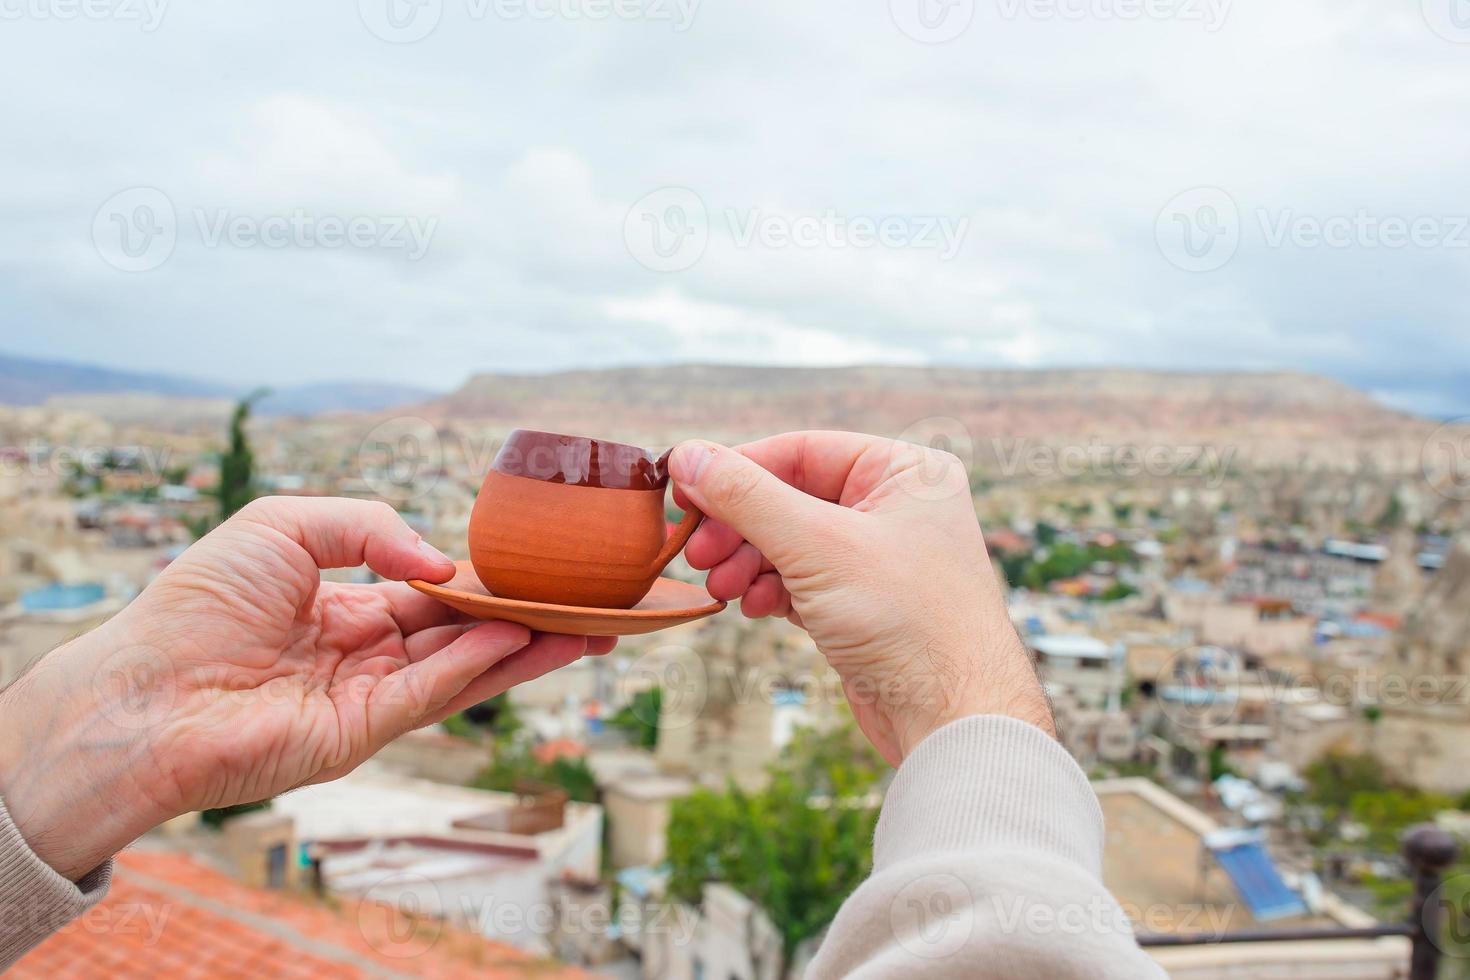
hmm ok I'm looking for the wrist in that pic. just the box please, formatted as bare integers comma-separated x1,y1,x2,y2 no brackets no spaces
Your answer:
892,633,1055,760
0,619,176,881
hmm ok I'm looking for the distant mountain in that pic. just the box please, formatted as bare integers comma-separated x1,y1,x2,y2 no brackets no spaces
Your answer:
253,383,438,417
0,352,231,405
421,364,1420,447
0,352,436,416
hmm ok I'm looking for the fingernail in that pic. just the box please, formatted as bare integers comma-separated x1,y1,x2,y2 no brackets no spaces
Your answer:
670,442,715,485
417,538,453,566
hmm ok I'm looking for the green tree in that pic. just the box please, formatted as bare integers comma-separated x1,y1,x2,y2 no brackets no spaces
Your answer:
665,721,886,965
473,738,597,803
218,389,269,521
610,687,661,749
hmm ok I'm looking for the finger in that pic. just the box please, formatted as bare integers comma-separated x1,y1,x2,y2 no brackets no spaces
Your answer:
370,621,531,733
586,636,619,656
668,441,846,566
404,623,474,663
740,572,788,619
423,632,590,725
735,430,899,506
368,581,476,635
232,496,456,584
705,542,764,601
684,518,746,570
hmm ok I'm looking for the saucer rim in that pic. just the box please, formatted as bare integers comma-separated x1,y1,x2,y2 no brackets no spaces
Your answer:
407,561,726,619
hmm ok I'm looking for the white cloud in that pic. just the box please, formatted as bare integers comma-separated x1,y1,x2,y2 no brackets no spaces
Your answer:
0,0,1464,412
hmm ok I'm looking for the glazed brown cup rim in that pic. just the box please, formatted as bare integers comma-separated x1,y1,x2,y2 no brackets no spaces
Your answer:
491,428,672,491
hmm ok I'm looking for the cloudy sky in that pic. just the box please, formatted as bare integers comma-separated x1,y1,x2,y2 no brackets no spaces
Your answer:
2,0,1468,415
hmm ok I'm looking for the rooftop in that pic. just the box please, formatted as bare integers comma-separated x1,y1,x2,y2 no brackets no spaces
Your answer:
10,847,587,979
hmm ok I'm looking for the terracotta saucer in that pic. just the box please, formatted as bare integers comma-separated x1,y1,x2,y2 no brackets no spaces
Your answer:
407,561,725,636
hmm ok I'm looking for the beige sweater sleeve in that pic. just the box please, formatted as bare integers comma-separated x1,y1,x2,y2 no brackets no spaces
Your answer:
807,716,1167,979
0,797,113,970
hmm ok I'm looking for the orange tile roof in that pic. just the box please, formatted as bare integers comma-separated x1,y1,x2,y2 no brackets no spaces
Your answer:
533,739,587,765
12,849,589,980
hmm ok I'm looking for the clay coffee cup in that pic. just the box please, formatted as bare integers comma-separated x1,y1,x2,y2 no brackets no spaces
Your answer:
468,429,704,608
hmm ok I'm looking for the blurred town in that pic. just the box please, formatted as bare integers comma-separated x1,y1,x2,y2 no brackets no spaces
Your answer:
3,357,1470,978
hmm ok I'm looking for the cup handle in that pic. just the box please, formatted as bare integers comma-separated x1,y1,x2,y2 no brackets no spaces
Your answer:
648,446,704,578
649,503,704,578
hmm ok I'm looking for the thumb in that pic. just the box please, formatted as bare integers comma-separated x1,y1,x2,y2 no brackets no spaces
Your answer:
668,440,836,565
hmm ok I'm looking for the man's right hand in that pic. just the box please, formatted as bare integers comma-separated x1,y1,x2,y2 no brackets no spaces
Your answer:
668,431,1054,766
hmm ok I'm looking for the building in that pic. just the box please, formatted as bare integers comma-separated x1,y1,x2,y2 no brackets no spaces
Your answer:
603,774,694,869
1096,779,1408,978
1028,633,1127,710
268,765,603,955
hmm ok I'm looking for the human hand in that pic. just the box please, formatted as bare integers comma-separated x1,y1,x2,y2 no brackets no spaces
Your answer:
0,496,613,881
669,431,1052,766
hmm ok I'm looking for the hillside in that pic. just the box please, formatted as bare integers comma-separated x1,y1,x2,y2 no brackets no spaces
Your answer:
419,365,1422,454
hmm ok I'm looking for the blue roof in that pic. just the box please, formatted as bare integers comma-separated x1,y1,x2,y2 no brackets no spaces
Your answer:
21,583,105,612
1208,834,1306,921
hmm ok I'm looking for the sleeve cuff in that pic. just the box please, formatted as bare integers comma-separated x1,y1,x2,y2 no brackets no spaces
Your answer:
0,796,113,968
874,714,1106,876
